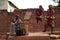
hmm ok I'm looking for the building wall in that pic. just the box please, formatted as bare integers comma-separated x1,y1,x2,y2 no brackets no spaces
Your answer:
8,3,16,12
0,0,8,10
0,0,16,12
0,7,60,33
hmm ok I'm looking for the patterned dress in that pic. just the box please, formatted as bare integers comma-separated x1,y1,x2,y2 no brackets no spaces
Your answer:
10,22,16,35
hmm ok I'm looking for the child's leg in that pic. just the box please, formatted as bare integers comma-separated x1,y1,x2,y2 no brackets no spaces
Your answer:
43,24,47,32
36,18,39,23
51,20,54,34
50,25,53,34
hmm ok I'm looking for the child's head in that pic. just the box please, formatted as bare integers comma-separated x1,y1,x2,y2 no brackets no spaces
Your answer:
16,15,19,19
49,5,53,10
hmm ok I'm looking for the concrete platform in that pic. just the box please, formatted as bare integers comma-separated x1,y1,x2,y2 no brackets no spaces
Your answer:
0,32,49,40
0,32,60,40
10,32,49,40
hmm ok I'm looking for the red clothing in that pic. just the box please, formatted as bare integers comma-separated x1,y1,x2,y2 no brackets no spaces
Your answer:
36,9,43,16
46,9,54,17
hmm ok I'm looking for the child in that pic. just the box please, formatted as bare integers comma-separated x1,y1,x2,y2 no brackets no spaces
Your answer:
10,19,15,36
35,5,44,23
43,5,55,34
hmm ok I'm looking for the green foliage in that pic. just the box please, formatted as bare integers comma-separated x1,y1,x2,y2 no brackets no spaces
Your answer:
53,0,60,6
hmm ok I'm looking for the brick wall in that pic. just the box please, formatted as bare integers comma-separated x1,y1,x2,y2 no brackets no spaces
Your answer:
0,10,8,33
0,7,60,33
53,6,60,31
